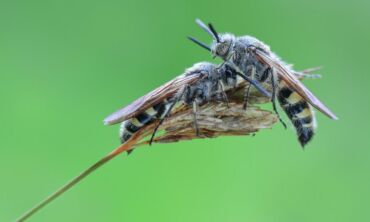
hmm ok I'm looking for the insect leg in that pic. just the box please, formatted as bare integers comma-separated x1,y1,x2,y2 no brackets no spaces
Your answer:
149,85,188,145
216,51,235,69
218,80,229,108
192,101,200,136
243,84,252,110
271,67,287,129
243,65,256,110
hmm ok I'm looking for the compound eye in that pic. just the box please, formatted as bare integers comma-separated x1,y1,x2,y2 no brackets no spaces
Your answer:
217,44,228,56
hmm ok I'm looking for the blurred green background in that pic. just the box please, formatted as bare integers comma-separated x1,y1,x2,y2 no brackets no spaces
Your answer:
1,0,369,221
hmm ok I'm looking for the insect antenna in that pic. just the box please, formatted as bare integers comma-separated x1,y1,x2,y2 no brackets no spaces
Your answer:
195,19,219,42
188,36,211,51
207,23,220,43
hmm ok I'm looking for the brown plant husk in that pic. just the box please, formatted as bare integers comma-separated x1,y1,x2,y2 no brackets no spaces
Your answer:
131,82,277,150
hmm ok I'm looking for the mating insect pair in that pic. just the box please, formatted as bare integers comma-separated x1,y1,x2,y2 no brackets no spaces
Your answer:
104,19,338,150
16,19,339,222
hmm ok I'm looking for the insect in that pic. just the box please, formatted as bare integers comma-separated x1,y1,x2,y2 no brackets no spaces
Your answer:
189,19,338,146
104,61,270,152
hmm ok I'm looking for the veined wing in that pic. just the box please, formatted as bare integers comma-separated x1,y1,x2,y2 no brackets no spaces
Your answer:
104,73,201,125
255,50,338,120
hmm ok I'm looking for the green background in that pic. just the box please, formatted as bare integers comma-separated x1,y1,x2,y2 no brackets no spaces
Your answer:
1,0,369,221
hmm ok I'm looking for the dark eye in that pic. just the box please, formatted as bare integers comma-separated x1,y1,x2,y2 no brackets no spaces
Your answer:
217,43,229,56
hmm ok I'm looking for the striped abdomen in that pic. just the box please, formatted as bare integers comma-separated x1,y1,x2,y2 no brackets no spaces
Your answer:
278,86,317,147
120,100,168,144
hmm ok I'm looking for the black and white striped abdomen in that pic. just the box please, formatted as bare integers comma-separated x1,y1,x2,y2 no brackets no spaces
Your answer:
278,87,317,147
120,100,168,144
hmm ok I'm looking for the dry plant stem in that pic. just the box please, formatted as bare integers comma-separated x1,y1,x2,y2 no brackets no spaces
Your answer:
16,71,319,221
15,133,141,222
15,68,316,221
16,99,276,222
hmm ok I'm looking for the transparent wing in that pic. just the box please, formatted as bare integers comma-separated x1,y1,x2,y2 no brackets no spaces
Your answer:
255,50,338,120
104,73,202,125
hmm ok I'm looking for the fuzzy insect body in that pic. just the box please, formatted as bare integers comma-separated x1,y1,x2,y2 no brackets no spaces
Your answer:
189,19,337,146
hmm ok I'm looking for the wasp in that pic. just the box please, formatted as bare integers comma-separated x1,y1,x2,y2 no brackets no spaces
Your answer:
189,19,338,146
104,62,270,152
